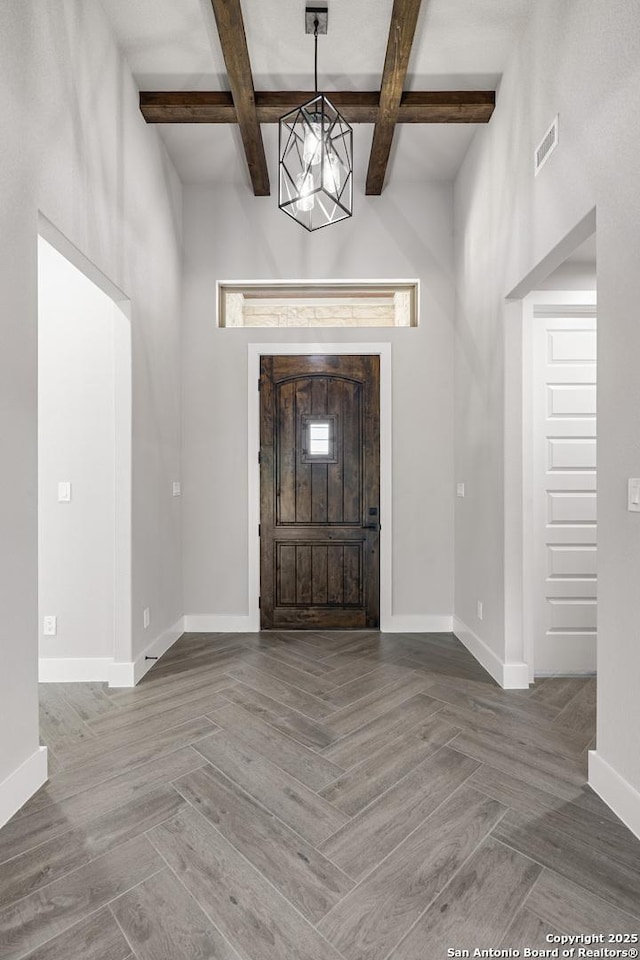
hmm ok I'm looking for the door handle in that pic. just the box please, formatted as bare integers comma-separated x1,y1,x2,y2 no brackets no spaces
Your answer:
364,507,379,531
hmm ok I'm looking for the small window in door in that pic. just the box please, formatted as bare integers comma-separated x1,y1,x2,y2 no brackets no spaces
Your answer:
301,415,338,463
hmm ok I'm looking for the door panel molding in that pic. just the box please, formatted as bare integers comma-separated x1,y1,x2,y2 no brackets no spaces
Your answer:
248,343,393,631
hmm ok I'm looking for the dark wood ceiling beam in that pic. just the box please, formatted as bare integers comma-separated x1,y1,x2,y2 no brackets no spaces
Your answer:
208,0,269,196
140,90,495,125
366,0,423,195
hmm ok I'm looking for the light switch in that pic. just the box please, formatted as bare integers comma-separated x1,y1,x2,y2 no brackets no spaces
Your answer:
628,479,640,512
456,482,465,498
58,482,72,502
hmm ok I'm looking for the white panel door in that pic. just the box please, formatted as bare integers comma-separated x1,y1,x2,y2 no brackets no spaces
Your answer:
533,314,597,673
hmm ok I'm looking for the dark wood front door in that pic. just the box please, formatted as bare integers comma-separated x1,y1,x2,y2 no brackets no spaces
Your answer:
260,355,380,629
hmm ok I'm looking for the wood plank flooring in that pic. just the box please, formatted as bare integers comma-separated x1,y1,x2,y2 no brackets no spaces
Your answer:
2,632,639,960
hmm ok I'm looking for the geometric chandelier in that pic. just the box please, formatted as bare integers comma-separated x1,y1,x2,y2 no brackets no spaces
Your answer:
278,8,353,231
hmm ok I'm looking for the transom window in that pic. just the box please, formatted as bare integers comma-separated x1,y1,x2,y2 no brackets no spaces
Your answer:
218,281,418,328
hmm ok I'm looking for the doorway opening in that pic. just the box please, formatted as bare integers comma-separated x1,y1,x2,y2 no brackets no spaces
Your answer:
523,292,597,677
248,343,392,632
505,211,597,683
37,220,132,682
259,355,380,629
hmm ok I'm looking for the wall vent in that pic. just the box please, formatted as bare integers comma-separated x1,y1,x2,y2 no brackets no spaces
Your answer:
534,115,559,176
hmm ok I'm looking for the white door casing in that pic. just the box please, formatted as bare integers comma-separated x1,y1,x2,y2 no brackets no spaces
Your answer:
532,309,597,674
247,343,395,633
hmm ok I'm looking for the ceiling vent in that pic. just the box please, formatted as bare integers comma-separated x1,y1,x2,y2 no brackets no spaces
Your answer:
534,115,559,176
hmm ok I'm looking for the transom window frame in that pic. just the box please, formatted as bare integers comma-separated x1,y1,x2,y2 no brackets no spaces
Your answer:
217,279,419,329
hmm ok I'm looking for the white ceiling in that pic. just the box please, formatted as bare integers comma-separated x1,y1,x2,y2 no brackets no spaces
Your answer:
100,0,533,185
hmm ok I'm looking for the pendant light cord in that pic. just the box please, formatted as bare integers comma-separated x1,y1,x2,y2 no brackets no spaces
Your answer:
314,17,319,95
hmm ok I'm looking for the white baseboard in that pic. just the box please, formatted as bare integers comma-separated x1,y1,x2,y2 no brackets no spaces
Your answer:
108,617,185,688
382,615,453,633
502,660,531,688
39,657,112,682
453,617,530,689
0,746,48,829
589,751,640,841
38,620,184,688
183,615,258,633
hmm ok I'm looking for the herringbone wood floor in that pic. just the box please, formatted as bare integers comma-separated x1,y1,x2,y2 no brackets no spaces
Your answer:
1,631,639,959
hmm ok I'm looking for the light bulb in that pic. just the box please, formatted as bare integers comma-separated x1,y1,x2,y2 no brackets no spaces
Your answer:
303,121,322,165
295,171,315,212
322,151,341,194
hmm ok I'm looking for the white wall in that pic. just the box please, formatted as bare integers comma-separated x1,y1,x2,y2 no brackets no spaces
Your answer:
538,261,596,291
38,238,116,664
454,0,640,831
182,178,455,629
0,0,182,824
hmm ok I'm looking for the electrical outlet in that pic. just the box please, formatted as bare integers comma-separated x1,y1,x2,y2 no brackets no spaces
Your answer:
172,481,181,497
143,607,150,629
43,615,57,636
456,482,465,498
476,601,483,621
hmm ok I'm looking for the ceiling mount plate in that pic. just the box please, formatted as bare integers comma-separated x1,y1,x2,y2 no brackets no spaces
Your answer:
305,6,328,34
